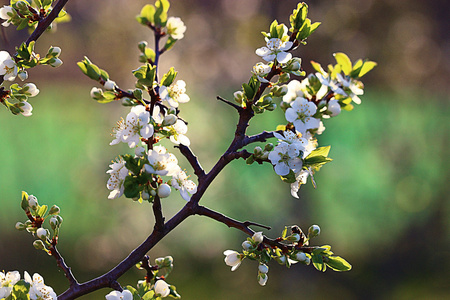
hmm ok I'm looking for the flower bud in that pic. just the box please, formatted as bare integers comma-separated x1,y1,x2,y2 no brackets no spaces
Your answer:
36,228,47,240
258,273,268,286
252,232,264,244
154,280,170,297
150,189,157,196
141,190,150,200
162,114,177,126
20,81,34,96
264,143,274,152
33,240,45,250
258,263,269,274
90,87,103,99
242,240,252,251
286,233,301,242
47,46,61,58
138,41,148,52
17,70,28,81
295,252,307,262
49,58,63,68
233,91,244,104
49,216,59,229
308,225,321,238
103,79,116,91
157,184,171,198
15,222,25,230
327,99,341,117
121,97,134,106
253,146,263,156
28,195,38,210
274,255,286,265
48,205,60,215
19,101,33,117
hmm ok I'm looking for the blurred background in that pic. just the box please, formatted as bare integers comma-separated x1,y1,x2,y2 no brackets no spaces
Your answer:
0,0,448,299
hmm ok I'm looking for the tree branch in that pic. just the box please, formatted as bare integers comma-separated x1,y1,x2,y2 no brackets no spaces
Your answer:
242,131,277,148
25,0,70,46
152,194,165,232
49,245,78,288
216,96,242,111
175,144,206,181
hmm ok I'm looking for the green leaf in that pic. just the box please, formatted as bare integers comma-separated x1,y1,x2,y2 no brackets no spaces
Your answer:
280,169,296,184
141,290,155,300
169,285,181,299
312,254,326,272
306,146,331,159
132,64,156,87
358,61,377,77
11,280,30,299
269,20,279,38
326,256,352,271
333,52,352,75
123,176,141,199
154,0,170,27
310,60,325,75
303,155,333,170
123,154,143,175
137,4,155,25
242,83,254,101
309,22,321,35
161,67,178,87
281,226,288,239
37,205,48,218
21,191,29,211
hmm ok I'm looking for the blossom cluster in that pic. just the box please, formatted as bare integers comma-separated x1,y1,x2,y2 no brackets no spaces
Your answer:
223,226,328,286
0,271,57,300
106,95,196,202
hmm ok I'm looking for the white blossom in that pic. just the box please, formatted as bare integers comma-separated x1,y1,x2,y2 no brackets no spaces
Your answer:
255,38,293,64
0,271,20,299
24,272,57,300
165,119,190,146
105,290,132,300
170,168,197,201
273,130,309,158
252,62,271,83
154,280,170,297
290,168,314,198
285,97,320,135
336,73,364,104
268,142,303,176
110,105,154,148
144,146,179,176
106,158,129,199
165,17,186,40
0,51,18,81
258,264,269,274
223,250,243,271
282,80,305,104
159,80,190,108
0,6,12,27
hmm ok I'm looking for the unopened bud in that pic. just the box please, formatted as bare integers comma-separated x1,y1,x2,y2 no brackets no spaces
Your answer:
141,190,150,200
162,114,177,126
90,87,103,99
308,225,321,238
47,46,61,58
138,41,148,53
33,240,45,250
17,70,28,81
36,228,47,240
233,91,244,103
157,184,171,198
258,264,269,274
48,205,60,215
15,222,25,230
252,232,264,244
274,255,286,265
295,252,307,262
103,79,116,91
242,240,252,251
286,233,301,242
28,195,38,210
264,143,274,152
49,58,63,68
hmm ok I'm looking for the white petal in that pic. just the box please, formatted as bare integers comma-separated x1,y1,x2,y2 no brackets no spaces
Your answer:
274,163,290,176
255,47,271,57
276,52,292,64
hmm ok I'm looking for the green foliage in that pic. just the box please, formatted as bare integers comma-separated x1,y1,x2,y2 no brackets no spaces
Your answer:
289,2,320,43
136,0,170,27
77,57,110,82
161,67,177,87
132,64,157,87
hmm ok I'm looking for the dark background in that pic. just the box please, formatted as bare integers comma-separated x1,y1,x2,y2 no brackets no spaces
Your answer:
0,0,448,299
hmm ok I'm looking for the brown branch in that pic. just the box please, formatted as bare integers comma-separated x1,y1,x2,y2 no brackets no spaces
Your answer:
175,144,206,181
242,131,278,147
152,194,165,232
216,96,242,111
49,246,78,287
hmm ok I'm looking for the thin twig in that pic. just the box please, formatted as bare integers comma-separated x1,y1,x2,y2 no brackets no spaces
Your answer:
49,246,78,287
216,96,242,111
242,130,278,147
152,195,165,232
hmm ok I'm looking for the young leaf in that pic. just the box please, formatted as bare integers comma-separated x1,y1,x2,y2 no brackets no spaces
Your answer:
358,61,377,77
312,253,326,272
325,256,352,271
333,52,352,75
